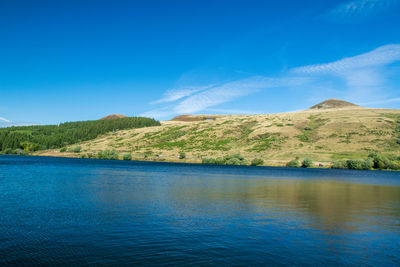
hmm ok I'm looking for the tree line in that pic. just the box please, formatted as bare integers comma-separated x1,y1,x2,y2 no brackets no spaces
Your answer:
0,117,160,153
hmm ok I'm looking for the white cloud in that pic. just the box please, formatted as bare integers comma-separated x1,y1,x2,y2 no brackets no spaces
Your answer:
173,76,309,114
0,116,11,123
328,0,399,18
292,44,400,104
150,85,215,104
142,44,400,120
292,44,400,74
361,97,400,106
206,108,263,115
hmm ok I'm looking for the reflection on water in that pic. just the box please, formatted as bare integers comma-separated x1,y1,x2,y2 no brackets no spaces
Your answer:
0,155,399,265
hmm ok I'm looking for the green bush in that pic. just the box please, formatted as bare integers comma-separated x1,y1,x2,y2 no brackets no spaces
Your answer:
223,154,248,165
202,158,216,164
72,146,81,153
97,150,119,160
346,159,363,170
301,158,313,168
3,148,14,154
286,160,300,168
15,148,26,155
179,152,186,159
397,139,400,145
202,154,248,165
123,153,132,160
331,161,348,169
215,157,225,165
346,159,373,170
225,158,242,165
251,158,264,166
59,147,67,152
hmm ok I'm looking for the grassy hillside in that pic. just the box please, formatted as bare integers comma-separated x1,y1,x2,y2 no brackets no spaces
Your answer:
35,107,400,166
0,117,160,153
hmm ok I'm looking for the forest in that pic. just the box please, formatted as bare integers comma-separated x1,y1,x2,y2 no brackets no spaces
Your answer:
0,117,160,153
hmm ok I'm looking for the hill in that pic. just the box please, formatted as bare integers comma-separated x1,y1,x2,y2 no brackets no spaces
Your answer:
35,101,400,167
99,114,128,120
310,99,360,110
0,117,160,153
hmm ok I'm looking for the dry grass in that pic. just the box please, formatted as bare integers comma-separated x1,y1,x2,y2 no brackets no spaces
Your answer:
35,107,400,166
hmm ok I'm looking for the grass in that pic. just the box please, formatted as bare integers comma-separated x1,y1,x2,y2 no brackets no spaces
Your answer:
34,108,400,167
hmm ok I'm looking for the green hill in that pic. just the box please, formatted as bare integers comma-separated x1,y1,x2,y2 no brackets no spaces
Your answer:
0,117,160,153
34,101,400,168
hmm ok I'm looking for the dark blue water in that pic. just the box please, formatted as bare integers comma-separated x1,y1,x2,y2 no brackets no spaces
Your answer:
1,155,400,266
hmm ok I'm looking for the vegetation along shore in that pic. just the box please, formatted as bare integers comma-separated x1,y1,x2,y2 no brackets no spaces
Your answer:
1,99,400,171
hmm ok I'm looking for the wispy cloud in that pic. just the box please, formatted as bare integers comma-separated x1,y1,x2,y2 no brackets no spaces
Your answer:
0,116,11,123
150,85,215,104
361,97,400,106
328,0,399,18
142,44,400,120
173,76,308,114
206,108,263,115
292,44,400,104
292,44,400,74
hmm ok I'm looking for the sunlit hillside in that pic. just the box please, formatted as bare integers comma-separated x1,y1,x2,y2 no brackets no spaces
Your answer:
36,103,400,166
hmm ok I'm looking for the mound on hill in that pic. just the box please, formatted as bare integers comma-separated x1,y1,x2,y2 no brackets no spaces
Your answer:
171,114,224,122
310,99,360,110
99,114,128,120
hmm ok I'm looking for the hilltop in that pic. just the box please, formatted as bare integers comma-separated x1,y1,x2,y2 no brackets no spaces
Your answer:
99,114,128,120
310,99,360,110
35,99,400,167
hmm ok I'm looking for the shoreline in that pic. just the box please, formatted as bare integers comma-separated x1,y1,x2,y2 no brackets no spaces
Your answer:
3,153,397,172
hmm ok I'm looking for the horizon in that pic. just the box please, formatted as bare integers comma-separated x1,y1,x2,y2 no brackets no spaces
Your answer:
1,0,400,125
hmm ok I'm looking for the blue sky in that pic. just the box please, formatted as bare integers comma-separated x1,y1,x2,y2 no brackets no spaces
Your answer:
1,0,400,125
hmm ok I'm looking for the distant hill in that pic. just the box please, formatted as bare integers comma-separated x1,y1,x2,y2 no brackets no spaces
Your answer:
36,99,400,167
171,114,223,122
310,99,360,110
99,114,128,120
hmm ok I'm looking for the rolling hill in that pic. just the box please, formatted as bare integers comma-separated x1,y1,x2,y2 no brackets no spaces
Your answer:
35,100,400,167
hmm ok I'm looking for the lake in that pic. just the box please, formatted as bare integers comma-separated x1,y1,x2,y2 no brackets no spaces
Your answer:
0,155,399,266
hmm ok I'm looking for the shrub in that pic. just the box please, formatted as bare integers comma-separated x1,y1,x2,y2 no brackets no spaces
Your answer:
397,139,400,145
202,154,248,165
15,148,26,155
123,153,132,160
361,158,374,170
97,150,119,160
59,147,67,152
179,152,186,159
225,158,242,165
346,159,363,170
331,161,348,169
251,158,264,166
215,157,225,165
286,159,300,168
202,158,216,164
87,153,94,159
68,146,81,153
223,154,248,165
3,148,14,154
301,158,313,168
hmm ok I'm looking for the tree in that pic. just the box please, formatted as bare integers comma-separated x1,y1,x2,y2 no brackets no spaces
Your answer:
286,160,300,168
251,158,264,166
302,158,313,168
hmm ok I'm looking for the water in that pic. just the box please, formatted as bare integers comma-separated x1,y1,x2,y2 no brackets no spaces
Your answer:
0,155,399,266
